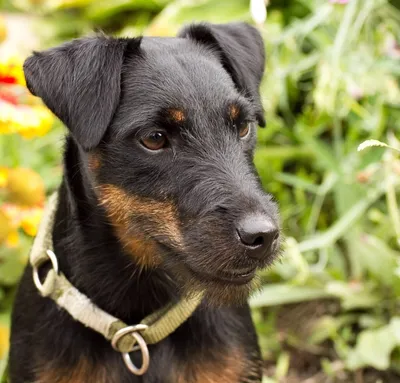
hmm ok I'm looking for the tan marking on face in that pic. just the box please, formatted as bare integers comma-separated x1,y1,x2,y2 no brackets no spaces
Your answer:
173,346,261,383
168,108,186,122
87,152,101,171
97,184,183,267
114,225,161,267
229,104,240,120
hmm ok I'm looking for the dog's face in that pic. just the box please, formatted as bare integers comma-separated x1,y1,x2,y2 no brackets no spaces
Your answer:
24,23,280,305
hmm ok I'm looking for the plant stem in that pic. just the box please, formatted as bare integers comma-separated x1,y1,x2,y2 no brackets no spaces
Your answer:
385,151,400,247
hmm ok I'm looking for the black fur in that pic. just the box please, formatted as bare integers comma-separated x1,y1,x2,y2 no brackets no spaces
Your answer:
10,22,280,382
178,23,266,127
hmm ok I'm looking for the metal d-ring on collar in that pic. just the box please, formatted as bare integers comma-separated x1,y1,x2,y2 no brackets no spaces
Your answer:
111,324,150,375
32,249,59,295
32,249,151,375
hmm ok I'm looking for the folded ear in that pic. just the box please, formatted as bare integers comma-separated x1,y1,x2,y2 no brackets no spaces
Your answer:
178,22,266,127
23,36,141,150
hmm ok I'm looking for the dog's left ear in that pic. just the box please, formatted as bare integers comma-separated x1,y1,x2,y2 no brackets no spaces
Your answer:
23,36,141,150
178,22,266,127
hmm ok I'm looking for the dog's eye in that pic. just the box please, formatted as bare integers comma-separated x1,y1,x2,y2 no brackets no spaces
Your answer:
239,123,251,139
141,132,167,151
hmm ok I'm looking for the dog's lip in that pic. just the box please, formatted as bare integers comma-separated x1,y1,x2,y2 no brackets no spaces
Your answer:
216,268,256,284
188,266,256,285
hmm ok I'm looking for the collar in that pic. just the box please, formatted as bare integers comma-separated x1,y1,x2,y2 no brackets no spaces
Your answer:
30,192,204,376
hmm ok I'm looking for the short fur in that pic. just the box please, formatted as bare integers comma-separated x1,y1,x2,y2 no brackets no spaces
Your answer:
10,22,280,382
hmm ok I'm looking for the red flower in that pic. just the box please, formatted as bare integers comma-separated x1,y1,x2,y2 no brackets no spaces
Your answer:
0,75,18,85
0,91,18,105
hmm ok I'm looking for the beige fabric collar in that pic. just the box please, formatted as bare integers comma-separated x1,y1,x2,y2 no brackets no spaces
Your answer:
30,192,204,375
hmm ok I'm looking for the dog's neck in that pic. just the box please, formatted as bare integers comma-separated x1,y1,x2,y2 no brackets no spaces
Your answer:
52,137,178,324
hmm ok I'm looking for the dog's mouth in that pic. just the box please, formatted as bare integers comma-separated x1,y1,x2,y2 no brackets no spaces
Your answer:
214,268,256,284
187,266,257,286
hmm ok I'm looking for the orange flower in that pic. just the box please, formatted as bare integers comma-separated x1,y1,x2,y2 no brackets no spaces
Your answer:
20,207,43,237
1,202,44,246
6,168,45,207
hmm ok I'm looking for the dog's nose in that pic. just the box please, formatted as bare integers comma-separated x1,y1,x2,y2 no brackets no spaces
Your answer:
236,215,279,259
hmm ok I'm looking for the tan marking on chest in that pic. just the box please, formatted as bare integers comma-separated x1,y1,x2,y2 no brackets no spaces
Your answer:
173,346,261,383
97,184,183,267
35,359,115,383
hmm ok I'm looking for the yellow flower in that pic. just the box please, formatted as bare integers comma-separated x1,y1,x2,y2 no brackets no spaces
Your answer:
0,167,8,188
0,102,53,138
0,209,12,244
1,204,21,247
0,15,7,44
0,100,17,134
0,56,25,86
7,168,45,206
18,105,54,139
1,203,22,227
0,323,9,359
20,207,43,237
5,230,19,247
1,202,44,245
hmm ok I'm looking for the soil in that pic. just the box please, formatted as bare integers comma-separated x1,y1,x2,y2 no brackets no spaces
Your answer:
261,300,400,383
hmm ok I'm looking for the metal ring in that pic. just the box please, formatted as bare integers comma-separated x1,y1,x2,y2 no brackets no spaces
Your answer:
32,250,59,293
111,325,149,375
122,332,149,375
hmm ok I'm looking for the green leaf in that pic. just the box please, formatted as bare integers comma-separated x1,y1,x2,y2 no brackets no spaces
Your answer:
275,173,319,194
347,317,400,370
298,184,386,252
0,355,8,383
250,284,332,308
147,0,251,36
295,123,340,172
309,315,357,345
358,139,390,152
351,234,398,286
275,352,290,380
85,0,167,22
340,291,381,311
0,250,25,287
262,377,276,383
325,281,380,310
255,146,314,162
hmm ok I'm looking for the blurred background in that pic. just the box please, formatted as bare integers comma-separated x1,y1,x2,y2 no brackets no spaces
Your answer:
0,0,400,381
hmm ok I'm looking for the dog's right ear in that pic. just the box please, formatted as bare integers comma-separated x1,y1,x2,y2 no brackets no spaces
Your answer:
178,22,266,127
23,36,141,150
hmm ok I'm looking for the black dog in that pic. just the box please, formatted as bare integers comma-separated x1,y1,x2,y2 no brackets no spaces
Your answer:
9,22,280,383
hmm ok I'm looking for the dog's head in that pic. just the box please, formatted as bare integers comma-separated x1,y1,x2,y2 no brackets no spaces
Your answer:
24,23,280,305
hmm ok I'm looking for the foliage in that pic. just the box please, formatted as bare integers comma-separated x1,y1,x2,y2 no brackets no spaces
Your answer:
1,0,400,381
0,29,64,369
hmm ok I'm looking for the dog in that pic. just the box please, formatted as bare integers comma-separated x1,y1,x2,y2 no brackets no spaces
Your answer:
9,22,280,383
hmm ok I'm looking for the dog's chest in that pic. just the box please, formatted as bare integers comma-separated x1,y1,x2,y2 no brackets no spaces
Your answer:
35,341,261,383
